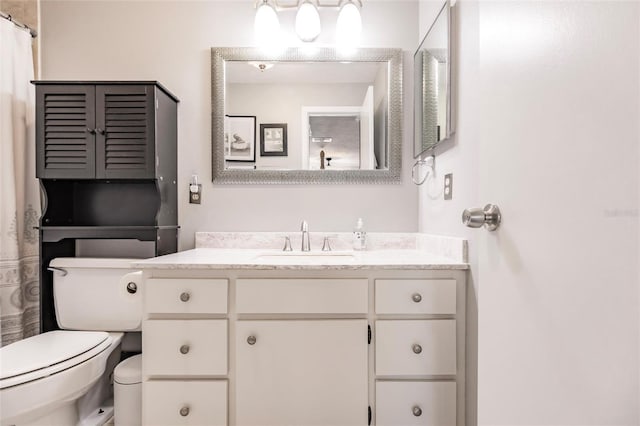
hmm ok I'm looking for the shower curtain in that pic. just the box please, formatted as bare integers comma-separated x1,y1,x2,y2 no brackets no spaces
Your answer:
0,17,40,346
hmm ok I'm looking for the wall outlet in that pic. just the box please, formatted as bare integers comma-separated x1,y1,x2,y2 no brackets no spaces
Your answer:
444,173,453,200
189,184,202,204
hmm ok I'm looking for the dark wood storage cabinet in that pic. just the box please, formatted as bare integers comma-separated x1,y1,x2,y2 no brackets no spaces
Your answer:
33,81,180,332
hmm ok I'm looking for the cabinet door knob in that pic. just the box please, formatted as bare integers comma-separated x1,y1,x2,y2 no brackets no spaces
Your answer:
247,335,257,345
126,282,137,294
412,406,422,417
180,344,190,354
180,292,190,302
411,293,422,303
412,344,422,354
96,128,105,135
86,127,96,134
179,405,190,417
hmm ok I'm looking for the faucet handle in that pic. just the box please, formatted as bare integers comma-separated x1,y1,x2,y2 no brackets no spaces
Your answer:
283,236,293,251
322,236,332,252
301,220,308,231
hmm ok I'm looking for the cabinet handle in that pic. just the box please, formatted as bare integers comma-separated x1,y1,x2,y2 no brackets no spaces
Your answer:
180,292,190,302
412,406,422,417
96,128,105,135
179,344,190,354
86,128,96,134
412,344,422,354
411,293,422,303
247,335,257,345
179,406,190,417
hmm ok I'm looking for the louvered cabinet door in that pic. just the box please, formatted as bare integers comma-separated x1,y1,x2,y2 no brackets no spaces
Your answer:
36,85,96,179
96,85,156,179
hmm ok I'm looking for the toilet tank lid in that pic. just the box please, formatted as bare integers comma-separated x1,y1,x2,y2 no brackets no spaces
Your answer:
0,331,109,380
114,354,142,384
50,257,142,269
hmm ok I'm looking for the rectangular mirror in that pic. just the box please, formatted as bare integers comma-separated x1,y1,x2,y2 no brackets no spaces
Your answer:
414,1,451,157
212,47,402,184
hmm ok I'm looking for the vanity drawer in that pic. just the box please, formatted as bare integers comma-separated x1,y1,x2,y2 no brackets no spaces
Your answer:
375,279,456,314
236,278,368,314
143,380,227,426
375,320,456,376
143,319,227,377
146,278,228,315
376,381,456,426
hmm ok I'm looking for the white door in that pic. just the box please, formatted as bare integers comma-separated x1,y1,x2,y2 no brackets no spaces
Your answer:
235,320,369,426
475,2,639,424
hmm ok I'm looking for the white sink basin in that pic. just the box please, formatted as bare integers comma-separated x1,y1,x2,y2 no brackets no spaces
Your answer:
254,251,356,262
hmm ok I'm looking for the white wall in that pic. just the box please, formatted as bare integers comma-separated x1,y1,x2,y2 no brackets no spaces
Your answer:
40,0,420,249
419,0,639,424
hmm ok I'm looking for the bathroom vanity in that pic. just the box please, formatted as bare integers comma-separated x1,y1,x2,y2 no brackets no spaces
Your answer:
134,233,468,426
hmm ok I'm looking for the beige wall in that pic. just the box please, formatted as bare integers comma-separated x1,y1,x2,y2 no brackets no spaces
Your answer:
1,0,39,74
40,0,420,249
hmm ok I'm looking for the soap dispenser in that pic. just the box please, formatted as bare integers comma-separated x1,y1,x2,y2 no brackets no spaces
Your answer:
353,218,366,251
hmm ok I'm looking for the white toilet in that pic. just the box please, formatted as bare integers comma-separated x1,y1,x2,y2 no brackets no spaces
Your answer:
0,258,143,426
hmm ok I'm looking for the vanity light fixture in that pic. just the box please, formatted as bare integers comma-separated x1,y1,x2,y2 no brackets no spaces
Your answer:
254,0,281,46
295,1,321,42
336,0,362,48
254,0,363,45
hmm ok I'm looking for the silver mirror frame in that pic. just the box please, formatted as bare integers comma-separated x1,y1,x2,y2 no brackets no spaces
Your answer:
413,0,452,158
211,47,403,184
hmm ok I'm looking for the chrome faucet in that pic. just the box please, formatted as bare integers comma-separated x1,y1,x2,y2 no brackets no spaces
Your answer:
301,220,310,251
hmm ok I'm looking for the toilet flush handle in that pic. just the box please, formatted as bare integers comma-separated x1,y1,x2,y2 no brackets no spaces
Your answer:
47,266,67,277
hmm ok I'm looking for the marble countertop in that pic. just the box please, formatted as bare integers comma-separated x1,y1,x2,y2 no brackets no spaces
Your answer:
133,232,469,270
132,248,468,270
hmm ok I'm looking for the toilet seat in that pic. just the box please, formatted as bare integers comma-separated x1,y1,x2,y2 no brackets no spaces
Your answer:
0,331,115,389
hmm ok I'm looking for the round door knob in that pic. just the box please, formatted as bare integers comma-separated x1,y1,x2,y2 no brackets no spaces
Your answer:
247,335,257,345
412,344,422,354
179,406,190,417
412,406,422,417
180,292,190,302
411,293,422,303
462,204,501,231
180,344,190,354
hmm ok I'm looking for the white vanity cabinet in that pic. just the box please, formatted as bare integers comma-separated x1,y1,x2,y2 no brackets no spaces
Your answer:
140,268,466,426
374,279,462,426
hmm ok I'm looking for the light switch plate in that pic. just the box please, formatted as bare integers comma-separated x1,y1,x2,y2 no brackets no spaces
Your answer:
444,173,453,200
189,184,202,204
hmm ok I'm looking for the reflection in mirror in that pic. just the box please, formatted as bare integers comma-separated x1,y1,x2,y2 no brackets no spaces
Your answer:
414,1,451,157
211,48,402,184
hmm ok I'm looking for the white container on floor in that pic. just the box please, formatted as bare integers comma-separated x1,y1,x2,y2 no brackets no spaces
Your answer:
114,354,142,426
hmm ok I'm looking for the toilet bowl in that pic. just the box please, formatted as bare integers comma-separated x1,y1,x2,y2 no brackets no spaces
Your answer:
0,258,142,426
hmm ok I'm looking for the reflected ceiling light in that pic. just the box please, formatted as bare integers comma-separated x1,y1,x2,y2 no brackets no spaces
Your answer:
295,1,321,42
336,0,362,48
248,62,275,72
254,0,280,45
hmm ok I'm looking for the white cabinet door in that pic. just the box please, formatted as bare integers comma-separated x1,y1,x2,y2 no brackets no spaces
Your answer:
236,320,368,426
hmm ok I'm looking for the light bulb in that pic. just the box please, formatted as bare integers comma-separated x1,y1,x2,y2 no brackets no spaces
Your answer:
336,1,362,49
295,1,321,42
254,1,280,46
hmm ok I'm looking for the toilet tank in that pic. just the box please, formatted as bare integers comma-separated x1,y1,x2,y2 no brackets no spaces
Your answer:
51,258,143,331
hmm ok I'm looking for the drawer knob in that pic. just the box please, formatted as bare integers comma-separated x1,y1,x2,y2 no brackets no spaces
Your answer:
412,344,422,354
411,293,422,303
179,344,190,354
247,335,257,345
180,292,190,302
412,406,422,417
179,405,190,417
126,282,137,294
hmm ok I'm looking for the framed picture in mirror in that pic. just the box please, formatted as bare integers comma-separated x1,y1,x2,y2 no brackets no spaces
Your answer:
225,115,256,162
260,123,288,157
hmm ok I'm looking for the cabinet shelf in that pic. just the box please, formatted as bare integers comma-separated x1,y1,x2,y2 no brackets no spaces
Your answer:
39,225,179,242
